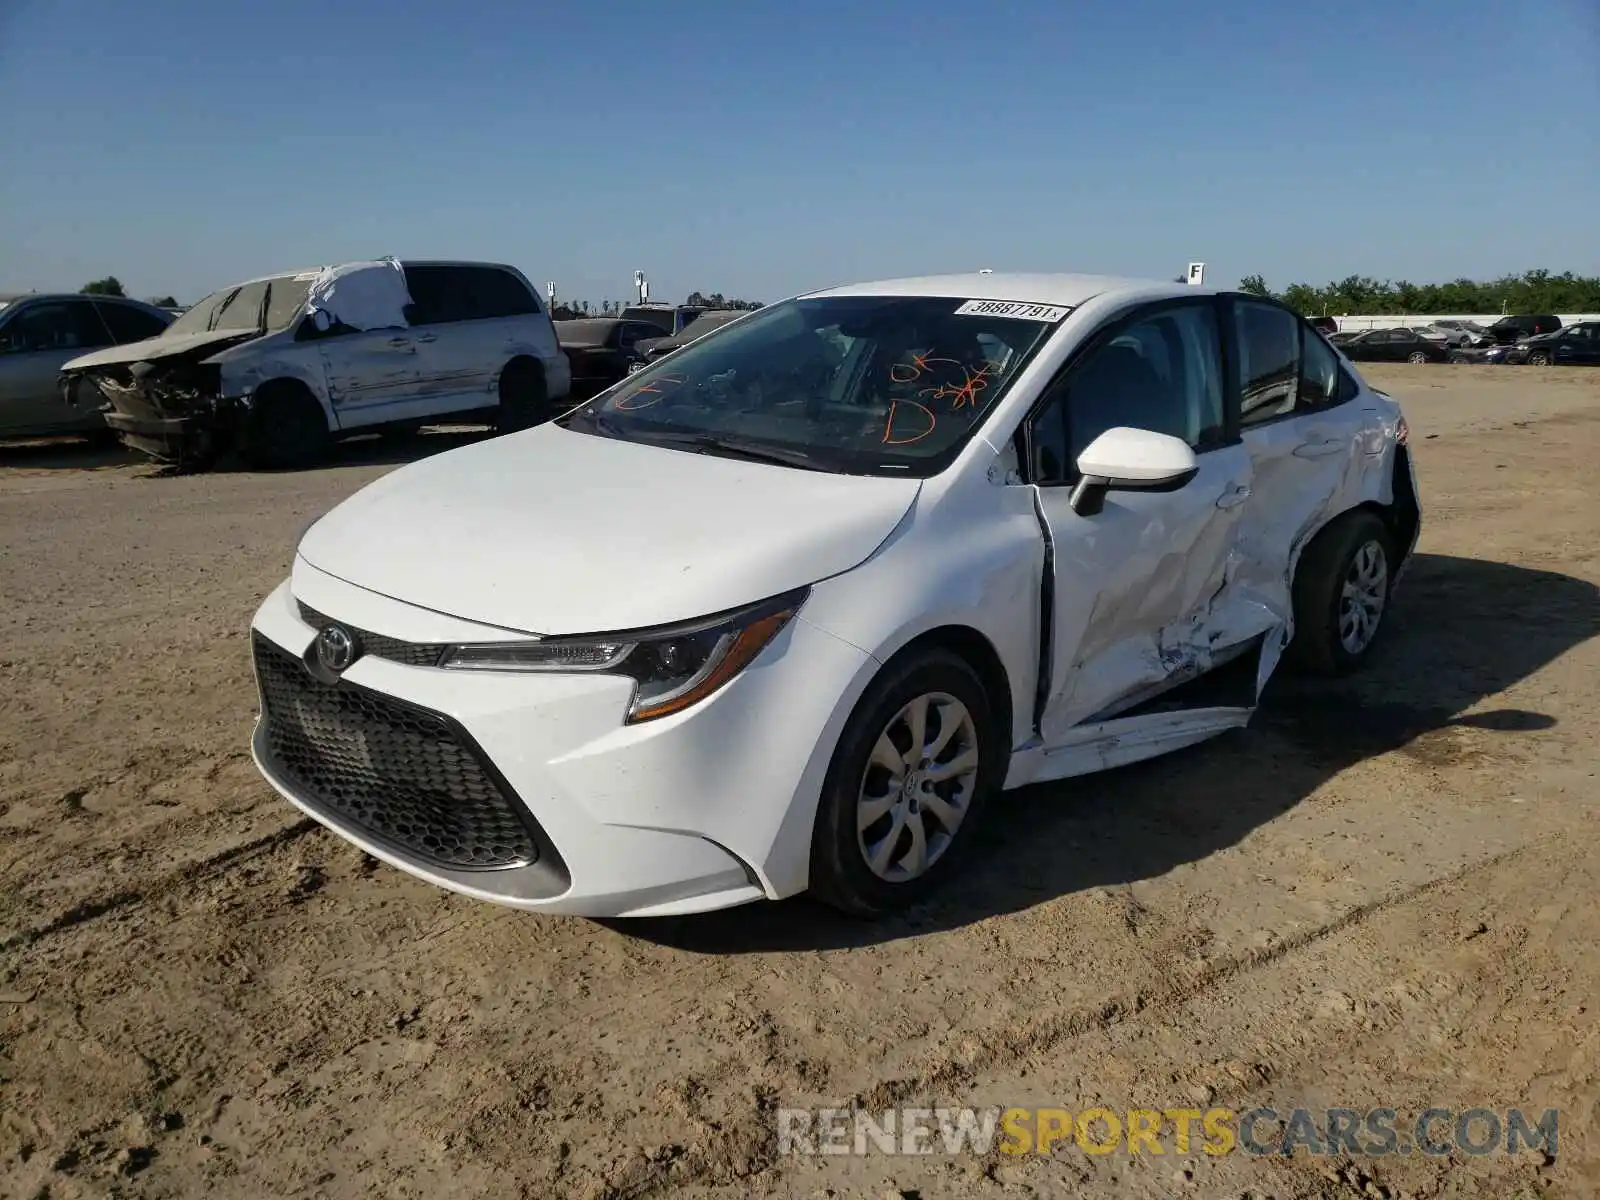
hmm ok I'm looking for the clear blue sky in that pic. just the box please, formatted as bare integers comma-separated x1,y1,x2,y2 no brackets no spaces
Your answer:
3,0,1596,305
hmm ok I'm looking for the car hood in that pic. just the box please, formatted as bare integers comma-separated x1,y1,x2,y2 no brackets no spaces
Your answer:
296,424,923,635
60,328,262,373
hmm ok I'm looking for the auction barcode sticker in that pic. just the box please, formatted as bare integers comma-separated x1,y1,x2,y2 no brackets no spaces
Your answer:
953,299,1071,322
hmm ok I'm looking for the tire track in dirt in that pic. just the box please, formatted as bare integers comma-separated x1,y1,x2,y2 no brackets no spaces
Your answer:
594,840,1549,1198
1,817,319,954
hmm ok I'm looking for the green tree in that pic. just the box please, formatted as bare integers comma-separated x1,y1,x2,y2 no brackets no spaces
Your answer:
1240,268,1600,316
1238,274,1271,297
80,276,126,297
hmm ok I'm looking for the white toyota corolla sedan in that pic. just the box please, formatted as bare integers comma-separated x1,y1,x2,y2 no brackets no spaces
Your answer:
249,273,1421,918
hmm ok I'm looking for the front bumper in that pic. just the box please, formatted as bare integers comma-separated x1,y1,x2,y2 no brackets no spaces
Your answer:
103,410,209,460
247,566,874,917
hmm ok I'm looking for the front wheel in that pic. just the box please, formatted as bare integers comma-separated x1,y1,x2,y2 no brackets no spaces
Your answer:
1407,350,1428,364
240,381,329,469
1527,351,1551,367
808,650,1003,916
1289,511,1395,675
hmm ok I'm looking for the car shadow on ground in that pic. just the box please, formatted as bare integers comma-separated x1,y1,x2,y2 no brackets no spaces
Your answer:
607,552,1598,953
0,434,136,469
0,427,499,475
129,425,498,477
303,425,495,471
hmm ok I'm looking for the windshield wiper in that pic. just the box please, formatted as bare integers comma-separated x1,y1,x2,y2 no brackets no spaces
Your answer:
643,431,824,471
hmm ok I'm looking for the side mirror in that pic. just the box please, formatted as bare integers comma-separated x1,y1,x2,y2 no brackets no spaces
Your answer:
1069,427,1199,516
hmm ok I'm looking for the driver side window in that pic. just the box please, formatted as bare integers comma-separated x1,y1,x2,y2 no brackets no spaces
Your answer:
1028,302,1225,486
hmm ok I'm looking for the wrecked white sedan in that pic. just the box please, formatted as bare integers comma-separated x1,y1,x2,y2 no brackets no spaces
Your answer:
248,273,1420,918
59,258,570,469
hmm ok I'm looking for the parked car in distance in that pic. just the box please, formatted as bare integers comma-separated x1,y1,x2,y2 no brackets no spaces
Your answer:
633,309,748,367
58,259,571,471
1335,328,1452,364
1498,321,1600,367
1431,319,1495,347
1488,314,1563,344
556,317,666,398
248,272,1420,920
619,303,707,338
0,294,174,439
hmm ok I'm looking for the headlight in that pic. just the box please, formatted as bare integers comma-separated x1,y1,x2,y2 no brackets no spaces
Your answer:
438,588,808,724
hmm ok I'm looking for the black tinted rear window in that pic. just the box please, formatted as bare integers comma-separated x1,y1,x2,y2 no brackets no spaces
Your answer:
94,301,170,343
403,265,539,324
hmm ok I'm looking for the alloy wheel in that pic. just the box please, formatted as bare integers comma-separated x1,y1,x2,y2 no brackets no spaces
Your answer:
1338,540,1389,655
856,691,979,883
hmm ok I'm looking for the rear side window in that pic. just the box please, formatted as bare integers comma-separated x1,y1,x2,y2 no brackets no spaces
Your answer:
0,300,112,353
403,265,538,324
461,266,540,319
1234,301,1299,427
94,301,169,344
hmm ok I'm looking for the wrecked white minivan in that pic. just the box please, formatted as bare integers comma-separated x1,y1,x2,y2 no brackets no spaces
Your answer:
59,258,571,469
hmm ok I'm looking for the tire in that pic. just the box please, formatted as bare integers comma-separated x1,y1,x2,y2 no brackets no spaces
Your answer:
1288,510,1396,676
1527,351,1551,367
808,649,1004,917
1447,352,1466,364
82,425,123,449
1406,350,1428,364
494,358,549,433
240,381,329,469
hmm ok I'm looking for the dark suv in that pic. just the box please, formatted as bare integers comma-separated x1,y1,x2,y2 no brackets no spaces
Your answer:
1488,314,1563,345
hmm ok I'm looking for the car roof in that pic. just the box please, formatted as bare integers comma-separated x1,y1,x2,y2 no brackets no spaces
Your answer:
0,292,162,306
218,260,524,289
802,271,1208,308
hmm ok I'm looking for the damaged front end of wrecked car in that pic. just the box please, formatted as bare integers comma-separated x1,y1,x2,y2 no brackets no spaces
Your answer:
60,330,263,469
56,262,406,471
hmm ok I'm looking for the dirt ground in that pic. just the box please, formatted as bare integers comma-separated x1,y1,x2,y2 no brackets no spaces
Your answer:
1,365,1596,1200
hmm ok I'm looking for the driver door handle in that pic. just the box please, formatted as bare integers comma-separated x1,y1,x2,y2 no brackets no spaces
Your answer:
1216,483,1251,509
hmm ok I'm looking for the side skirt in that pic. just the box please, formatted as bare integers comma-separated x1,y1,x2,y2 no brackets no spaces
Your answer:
1003,704,1253,789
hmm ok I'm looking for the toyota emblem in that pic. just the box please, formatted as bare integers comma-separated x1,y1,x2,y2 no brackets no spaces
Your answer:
314,624,358,673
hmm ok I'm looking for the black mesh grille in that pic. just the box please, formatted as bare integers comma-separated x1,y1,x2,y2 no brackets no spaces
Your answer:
297,601,446,668
253,633,541,870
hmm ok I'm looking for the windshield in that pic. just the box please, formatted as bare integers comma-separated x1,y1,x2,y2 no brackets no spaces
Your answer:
558,294,1065,476
162,274,312,337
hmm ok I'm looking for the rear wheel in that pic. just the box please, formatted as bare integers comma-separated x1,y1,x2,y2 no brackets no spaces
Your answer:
808,649,1003,916
1289,510,1395,675
240,381,329,469
494,358,550,433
